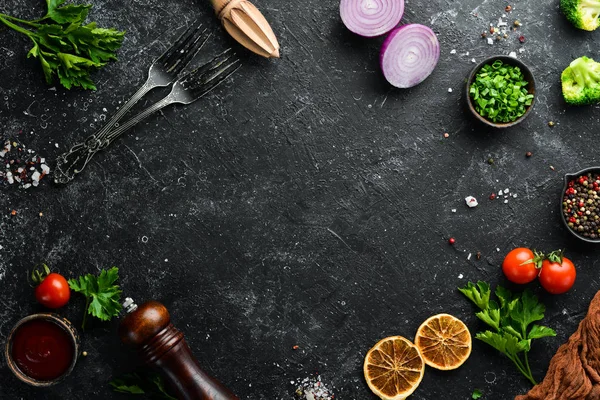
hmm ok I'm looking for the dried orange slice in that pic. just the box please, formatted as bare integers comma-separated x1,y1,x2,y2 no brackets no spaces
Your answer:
363,336,425,400
414,313,471,370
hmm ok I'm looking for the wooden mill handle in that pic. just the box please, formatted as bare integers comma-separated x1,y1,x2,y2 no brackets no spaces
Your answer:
119,301,239,400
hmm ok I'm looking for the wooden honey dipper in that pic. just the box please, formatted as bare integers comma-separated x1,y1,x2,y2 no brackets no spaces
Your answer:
210,0,280,58
119,299,239,400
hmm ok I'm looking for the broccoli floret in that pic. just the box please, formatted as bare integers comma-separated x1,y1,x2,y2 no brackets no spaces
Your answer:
561,0,600,31
561,56,600,105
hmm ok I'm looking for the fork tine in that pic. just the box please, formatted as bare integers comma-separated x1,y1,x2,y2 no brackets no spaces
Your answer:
157,23,199,64
166,28,211,76
181,53,241,99
184,48,236,80
158,22,206,72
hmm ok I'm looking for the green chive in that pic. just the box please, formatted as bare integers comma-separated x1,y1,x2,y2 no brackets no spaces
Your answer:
470,61,534,123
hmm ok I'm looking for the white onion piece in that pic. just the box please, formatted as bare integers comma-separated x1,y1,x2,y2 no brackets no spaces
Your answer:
380,24,440,88
340,0,405,37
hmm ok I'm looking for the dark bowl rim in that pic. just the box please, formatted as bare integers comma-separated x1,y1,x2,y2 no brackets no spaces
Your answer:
466,55,536,129
4,313,80,387
560,166,600,244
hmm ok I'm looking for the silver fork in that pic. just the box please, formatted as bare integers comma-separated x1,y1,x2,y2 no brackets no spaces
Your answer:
55,50,241,183
54,22,210,184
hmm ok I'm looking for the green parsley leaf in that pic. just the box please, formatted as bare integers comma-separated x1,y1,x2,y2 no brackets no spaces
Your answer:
109,372,177,399
472,388,483,399
458,281,491,310
0,1,124,90
46,0,90,24
68,267,122,329
459,281,556,386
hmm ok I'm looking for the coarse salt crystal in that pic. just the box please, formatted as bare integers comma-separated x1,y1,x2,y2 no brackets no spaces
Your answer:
448,88,453,93
465,196,478,208
509,51,517,58
450,49,457,54
31,171,41,181
467,253,472,260
471,58,476,63
513,193,518,198
505,188,509,193
487,38,494,45
458,274,464,279
504,199,509,203
452,209,457,213
497,248,501,252
519,48,525,53
498,190,503,195
41,164,50,174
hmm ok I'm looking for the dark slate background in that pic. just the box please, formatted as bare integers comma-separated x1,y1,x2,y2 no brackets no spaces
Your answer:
1,0,600,399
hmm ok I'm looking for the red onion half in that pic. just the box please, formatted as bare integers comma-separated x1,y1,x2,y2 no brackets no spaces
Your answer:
380,24,440,88
340,0,405,37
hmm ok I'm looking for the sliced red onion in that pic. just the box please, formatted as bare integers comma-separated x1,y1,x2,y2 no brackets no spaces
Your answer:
340,0,405,37
380,24,440,88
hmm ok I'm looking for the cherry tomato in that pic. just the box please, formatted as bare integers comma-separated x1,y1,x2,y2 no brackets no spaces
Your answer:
35,273,71,308
539,255,576,294
502,248,540,284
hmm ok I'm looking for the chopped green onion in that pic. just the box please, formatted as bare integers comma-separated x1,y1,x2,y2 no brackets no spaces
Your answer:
470,60,534,123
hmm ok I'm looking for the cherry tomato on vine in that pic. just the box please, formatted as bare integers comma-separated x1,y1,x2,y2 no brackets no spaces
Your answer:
502,248,542,284
32,265,70,308
539,251,576,295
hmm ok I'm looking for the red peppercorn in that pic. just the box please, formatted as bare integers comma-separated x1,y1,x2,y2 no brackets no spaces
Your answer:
578,211,583,216
569,217,577,223
448,238,456,245
489,193,497,200
519,35,525,43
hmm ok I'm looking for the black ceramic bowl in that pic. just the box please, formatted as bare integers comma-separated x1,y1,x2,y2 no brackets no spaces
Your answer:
466,55,536,128
560,167,600,244
5,313,80,387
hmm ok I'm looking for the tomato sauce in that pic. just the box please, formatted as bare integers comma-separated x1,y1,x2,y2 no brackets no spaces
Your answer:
11,319,74,381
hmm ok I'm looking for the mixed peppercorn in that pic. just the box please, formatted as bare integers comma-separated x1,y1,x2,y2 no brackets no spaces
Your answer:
0,140,50,189
563,173,600,239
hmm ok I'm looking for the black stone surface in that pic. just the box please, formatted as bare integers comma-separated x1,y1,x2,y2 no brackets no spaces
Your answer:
1,0,600,399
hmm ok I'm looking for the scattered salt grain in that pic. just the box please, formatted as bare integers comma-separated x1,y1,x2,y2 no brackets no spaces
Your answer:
519,48,525,53
504,199,509,204
458,273,464,279
450,49,457,54
451,208,457,213
513,193,518,198
498,190,503,195
448,88,453,93
294,375,335,400
504,188,509,193
509,51,517,58
467,253,472,260
465,196,478,208
487,38,494,45
471,58,477,63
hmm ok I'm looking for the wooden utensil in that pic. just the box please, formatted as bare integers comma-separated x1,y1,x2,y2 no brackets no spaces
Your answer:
210,0,280,58
119,299,239,400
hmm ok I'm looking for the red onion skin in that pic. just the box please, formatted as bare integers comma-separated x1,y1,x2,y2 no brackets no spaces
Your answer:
340,0,405,38
380,24,440,88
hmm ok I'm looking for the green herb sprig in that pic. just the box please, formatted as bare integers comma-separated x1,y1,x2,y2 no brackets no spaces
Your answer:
469,60,534,123
0,0,125,90
459,281,556,385
110,372,177,400
68,266,122,330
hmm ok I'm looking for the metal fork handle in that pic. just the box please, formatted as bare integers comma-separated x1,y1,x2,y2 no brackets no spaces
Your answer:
53,79,167,184
53,90,178,184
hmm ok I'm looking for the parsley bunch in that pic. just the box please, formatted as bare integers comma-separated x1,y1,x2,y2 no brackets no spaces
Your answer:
0,0,125,90
459,281,556,385
68,266,122,330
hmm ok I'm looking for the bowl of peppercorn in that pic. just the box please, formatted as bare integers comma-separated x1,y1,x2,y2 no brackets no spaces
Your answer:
466,55,536,128
561,167,600,243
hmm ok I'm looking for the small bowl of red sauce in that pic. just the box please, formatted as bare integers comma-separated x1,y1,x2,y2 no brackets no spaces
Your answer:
5,313,80,386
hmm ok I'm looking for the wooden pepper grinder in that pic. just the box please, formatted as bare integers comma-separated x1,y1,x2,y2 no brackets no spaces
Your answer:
210,0,280,58
118,298,239,400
